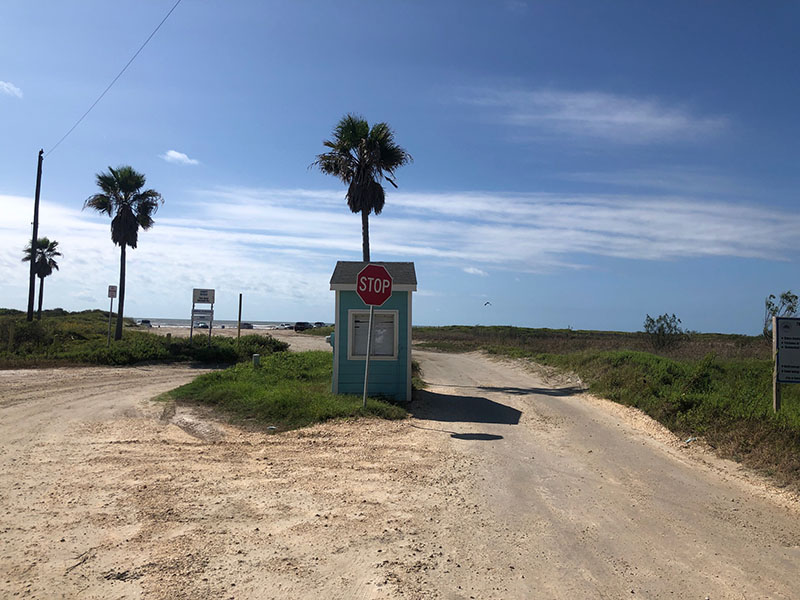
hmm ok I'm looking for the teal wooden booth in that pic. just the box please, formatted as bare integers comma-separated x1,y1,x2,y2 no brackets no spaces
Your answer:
329,261,417,402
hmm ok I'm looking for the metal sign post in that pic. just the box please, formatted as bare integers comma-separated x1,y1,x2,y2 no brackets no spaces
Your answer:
355,264,393,408
107,285,117,347
362,305,375,408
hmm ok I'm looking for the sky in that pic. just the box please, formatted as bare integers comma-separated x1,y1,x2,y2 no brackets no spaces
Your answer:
1,1,798,333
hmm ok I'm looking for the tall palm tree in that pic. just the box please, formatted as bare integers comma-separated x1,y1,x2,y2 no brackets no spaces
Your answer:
313,114,411,261
21,237,61,320
84,166,163,341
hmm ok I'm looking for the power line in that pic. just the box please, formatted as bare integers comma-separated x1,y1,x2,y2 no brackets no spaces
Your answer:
45,0,184,158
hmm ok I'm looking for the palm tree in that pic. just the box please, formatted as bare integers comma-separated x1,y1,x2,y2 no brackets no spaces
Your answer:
21,237,61,320
313,114,412,261
84,166,163,341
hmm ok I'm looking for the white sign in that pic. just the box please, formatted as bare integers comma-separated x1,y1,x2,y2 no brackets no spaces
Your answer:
776,317,800,384
192,313,212,323
192,309,214,317
193,288,215,304
108,285,117,299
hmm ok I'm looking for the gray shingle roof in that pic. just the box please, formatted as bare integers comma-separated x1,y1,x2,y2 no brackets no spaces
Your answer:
330,261,417,290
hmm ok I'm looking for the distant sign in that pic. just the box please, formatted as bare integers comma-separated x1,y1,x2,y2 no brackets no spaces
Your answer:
776,317,800,384
193,288,215,304
108,285,117,299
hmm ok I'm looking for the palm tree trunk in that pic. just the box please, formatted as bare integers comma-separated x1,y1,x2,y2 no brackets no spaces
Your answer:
114,244,126,341
36,276,44,320
361,209,370,262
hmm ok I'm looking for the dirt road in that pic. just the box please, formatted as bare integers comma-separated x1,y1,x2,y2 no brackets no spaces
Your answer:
1,348,799,599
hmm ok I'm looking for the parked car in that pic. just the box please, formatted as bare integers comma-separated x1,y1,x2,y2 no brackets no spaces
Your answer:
194,322,209,329
138,319,152,327
314,322,327,328
294,321,313,332
279,323,293,330
241,322,254,329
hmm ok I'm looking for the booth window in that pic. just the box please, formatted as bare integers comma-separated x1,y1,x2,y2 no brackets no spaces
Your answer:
348,310,398,360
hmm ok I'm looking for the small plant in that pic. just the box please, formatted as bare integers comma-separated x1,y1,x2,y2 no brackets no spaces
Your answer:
763,290,798,340
643,313,685,349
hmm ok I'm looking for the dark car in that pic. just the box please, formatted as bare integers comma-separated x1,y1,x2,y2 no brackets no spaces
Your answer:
294,321,313,332
314,322,327,328
241,322,254,329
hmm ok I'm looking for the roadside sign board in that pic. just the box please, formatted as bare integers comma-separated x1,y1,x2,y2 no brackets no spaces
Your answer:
776,317,800,384
192,313,212,322
108,285,117,299
356,264,393,306
192,309,214,317
193,288,215,304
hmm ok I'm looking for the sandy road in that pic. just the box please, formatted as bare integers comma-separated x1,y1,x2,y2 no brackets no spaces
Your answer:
1,342,799,599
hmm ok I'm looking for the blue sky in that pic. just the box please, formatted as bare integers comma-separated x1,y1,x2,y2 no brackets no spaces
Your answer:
1,1,798,333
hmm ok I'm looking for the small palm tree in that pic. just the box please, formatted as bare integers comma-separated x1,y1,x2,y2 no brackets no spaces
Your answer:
313,114,411,261
84,166,163,341
21,237,61,320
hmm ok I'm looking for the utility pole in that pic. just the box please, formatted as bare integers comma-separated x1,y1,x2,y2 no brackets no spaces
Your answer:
27,150,44,321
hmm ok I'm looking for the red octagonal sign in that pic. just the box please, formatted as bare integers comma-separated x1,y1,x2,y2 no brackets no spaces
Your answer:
356,264,393,306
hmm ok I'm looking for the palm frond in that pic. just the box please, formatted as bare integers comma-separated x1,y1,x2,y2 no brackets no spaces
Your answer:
83,194,114,215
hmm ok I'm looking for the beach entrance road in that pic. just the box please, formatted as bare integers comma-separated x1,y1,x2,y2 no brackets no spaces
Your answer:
1,344,799,598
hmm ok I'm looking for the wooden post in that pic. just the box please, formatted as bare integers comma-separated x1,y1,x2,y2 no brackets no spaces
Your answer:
237,293,243,340
773,316,781,412
189,301,194,341
27,150,44,321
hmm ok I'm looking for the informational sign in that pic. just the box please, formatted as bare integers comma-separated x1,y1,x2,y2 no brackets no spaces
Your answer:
108,285,117,298
193,288,215,304
191,288,215,342
775,317,800,384
356,264,393,306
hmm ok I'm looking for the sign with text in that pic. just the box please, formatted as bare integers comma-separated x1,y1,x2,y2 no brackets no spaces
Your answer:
108,285,117,298
193,288,215,304
776,317,800,384
356,264,393,306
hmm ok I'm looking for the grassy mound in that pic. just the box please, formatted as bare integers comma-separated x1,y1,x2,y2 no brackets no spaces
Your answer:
167,351,407,430
0,309,288,367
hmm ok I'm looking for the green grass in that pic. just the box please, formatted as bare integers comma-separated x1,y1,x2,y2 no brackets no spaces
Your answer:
416,325,800,491
0,308,288,367
167,351,407,430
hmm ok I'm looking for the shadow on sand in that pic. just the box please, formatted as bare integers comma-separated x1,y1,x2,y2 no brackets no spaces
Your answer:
410,389,522,426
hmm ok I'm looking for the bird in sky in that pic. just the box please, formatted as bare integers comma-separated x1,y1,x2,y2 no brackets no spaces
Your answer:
484,301,492,306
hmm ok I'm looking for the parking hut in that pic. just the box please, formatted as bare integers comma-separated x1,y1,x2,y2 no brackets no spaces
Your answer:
329,261,417,402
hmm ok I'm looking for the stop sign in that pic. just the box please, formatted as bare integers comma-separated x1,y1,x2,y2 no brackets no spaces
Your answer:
356,264,393,306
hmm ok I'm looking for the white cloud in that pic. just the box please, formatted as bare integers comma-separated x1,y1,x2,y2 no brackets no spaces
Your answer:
2,186,798,317
459,87,727,144
160,150,199,165
0,81,22,98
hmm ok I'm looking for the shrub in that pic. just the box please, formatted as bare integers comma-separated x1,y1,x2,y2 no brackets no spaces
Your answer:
643,313,685,349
